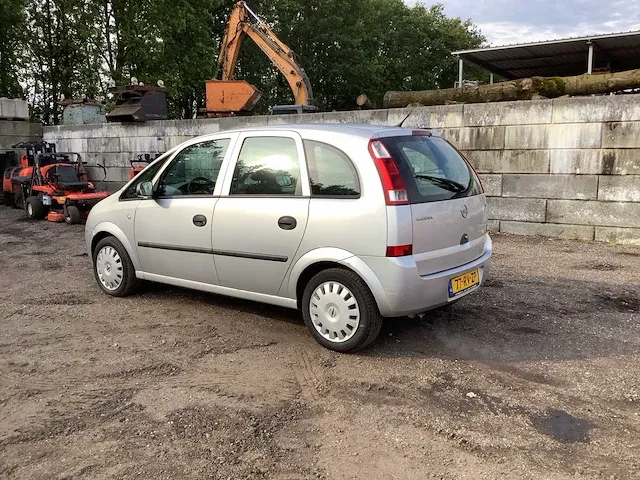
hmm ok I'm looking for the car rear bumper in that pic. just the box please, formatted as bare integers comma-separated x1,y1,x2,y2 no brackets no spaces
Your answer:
358,234,492,317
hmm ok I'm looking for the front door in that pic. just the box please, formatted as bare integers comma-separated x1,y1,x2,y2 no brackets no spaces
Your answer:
212,132,310,295
134,137,234,285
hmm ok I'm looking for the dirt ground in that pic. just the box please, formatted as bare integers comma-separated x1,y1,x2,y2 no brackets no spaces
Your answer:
1,206,640,480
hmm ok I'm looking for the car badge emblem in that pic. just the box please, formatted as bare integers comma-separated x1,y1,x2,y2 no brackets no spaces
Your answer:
460,204,468,218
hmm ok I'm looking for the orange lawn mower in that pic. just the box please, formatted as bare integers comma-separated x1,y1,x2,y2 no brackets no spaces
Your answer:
17,151,108,224
3,141,56,207
129,153,161,179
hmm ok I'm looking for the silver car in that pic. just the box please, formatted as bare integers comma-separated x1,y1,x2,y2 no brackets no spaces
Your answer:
86,124,492,352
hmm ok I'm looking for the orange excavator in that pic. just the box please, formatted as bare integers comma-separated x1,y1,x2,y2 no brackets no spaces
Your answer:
205,1,316,115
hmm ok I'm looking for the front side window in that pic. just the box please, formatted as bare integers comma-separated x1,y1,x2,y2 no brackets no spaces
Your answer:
304,140,360,197
230,137,301,196
121,155,169,200
157,139,230,197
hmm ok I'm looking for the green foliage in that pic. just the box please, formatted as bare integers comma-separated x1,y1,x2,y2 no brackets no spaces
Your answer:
9,0,485,123
0,0,26,98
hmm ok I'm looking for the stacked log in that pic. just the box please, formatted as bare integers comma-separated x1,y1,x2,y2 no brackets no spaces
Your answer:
382,69,640,108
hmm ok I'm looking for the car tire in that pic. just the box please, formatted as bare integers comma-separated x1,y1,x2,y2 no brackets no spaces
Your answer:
92,236,139,297
302,267,383,353
64,205,81,224
3,191,13,207
25,196,48,220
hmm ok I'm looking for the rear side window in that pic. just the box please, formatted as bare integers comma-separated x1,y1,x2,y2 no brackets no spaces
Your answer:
230,137,301,195
304,140,360,197
382,135,482,204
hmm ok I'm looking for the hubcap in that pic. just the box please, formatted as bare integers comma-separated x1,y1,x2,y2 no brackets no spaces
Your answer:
309,281,360,343
27,203,33,216
96,246,124,291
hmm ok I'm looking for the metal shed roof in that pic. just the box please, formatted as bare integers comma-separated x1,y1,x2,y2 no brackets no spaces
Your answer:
452,30,640,79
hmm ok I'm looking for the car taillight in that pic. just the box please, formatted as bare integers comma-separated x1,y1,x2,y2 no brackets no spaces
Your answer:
368,139,408,205
386,244,413,257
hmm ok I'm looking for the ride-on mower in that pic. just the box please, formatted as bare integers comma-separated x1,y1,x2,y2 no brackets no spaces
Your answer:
18,151,108,224
129,153,161,179
2,141,56,206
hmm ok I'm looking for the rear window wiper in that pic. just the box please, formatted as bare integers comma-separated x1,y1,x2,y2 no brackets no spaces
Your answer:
414,174,466,192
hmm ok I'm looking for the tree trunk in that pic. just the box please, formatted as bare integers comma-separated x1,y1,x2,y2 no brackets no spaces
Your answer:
356,94,374,109
383,69,640,108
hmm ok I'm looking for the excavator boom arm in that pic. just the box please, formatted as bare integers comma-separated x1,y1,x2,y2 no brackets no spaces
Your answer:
218,1,313,106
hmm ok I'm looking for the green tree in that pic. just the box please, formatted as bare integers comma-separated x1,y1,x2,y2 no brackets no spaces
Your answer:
24,0,102,124
0,0,26,98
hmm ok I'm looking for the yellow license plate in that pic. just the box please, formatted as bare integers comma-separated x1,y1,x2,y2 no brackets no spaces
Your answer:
449,269,479,297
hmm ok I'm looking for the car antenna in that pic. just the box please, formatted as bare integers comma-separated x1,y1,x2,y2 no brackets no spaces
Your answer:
394,106,416,127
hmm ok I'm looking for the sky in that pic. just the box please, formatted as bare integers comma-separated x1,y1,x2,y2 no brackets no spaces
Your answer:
407,0,640,46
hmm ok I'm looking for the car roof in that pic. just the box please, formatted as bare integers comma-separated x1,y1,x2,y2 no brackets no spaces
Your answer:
218,123,421,139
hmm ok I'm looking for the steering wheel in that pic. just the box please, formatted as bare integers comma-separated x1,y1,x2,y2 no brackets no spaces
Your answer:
187,176,214,194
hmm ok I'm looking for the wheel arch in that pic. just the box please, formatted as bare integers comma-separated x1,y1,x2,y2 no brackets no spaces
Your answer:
89,222,141,271
286,247,392,315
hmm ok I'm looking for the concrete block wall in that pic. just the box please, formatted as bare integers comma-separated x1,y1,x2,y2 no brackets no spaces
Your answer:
0,120,43,151
43,94,640,245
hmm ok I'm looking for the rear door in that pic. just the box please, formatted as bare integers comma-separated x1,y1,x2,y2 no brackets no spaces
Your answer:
211,131,310,295
382,134,487,275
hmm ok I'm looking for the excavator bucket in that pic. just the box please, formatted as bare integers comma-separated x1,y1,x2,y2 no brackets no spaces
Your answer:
205,80,262,114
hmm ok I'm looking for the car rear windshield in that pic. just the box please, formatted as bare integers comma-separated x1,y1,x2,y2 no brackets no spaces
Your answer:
382,135,482,204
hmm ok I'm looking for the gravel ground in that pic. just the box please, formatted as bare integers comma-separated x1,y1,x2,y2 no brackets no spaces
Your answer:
1,206,640,480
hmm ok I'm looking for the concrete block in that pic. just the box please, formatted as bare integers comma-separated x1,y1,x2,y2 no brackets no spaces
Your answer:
502,174,598,200
164,119,221,137
552,95,640,124
0,120,42,137
443,126,505,150
500,221,594,240
387,105,463,128
487,220,500,233
267,112,323,125
86,152,133,168
547,200,640,228
14,99,29,119
464,150,549,173
550,149,640,175
464,100,552,127
602,122,640,148
61,138,87,154
486,197,547,222
595,226,640,246
598,176,640,202
324,109,388,125
505,123,601,150
120,136,165,153
167,135,196,149
0,98,17,118
218,115,269,132
86,166,130,183
601,150,640,175
478,174,502,196
549,150,603,174
87,137,121,153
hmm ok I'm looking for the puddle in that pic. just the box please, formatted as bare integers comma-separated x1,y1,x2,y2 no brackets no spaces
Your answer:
530,409,594,444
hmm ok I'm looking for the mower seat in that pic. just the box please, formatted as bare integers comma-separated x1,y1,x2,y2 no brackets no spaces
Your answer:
56,180,89,190
48,165,89,191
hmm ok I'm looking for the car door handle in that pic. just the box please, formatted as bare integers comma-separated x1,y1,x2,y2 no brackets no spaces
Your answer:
278,216,297,230
193,215,207,227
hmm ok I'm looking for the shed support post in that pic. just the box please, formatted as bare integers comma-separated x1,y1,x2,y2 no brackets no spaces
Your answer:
587,41,594,74
458,57,463,88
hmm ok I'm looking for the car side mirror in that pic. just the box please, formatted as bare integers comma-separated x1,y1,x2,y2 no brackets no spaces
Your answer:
135,180,153,198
